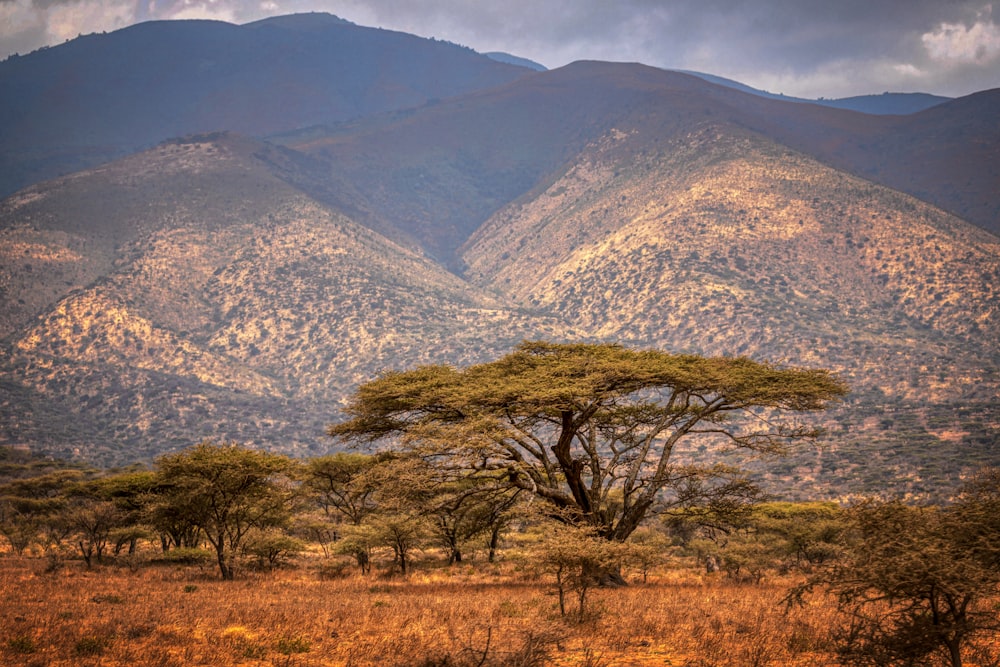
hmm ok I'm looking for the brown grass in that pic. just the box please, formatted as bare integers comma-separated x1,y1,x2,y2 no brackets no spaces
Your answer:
0,554,842,666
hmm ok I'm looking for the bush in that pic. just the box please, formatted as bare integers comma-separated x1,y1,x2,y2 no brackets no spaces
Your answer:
243,530,306,569
7,636,36,654
276,635,311,654
152,547,214,566
74,636,108,656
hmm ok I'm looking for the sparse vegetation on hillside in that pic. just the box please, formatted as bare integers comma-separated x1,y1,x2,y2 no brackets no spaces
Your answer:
0,80,997,499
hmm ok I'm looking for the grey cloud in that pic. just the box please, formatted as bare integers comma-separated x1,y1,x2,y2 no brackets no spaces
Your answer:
1,0,997,97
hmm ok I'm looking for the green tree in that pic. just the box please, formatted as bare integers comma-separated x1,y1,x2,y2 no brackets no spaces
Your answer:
0,470,93,556
305,452,384,526
791,489,1000,667
367,512,428,575
530,523,626,618
369,455,522,565
66,499,122,567
94,471,158,557
751,501,846,569
0,496,49,555
330,341,846,548
155,442,297,580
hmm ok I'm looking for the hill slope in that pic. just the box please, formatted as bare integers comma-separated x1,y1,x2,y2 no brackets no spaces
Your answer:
287,62,1000,258
0,13,531,199
0,134,569,461
461,123,1000,493
0,61,997,497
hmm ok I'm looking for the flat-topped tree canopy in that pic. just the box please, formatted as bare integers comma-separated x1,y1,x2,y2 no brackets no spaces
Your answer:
329,341,848,542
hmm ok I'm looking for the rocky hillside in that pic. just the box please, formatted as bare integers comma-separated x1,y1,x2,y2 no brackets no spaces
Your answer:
0,134,569,461
462,124,1000,495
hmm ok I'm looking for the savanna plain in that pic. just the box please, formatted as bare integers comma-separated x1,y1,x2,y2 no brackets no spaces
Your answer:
1,551,845,667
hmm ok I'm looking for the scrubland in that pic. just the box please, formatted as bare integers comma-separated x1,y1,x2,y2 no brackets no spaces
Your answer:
0,553,845,667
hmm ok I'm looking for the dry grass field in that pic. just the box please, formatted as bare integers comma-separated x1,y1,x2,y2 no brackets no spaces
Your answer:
0,553,850,667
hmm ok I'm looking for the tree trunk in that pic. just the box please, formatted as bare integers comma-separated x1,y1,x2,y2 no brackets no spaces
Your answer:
79,541,93,568
355,549,370,574
946,636,963,667
214,542,233,580
556,566,566,616
488,525,501,563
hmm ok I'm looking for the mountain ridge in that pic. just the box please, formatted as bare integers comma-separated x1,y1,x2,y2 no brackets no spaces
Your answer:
675,69,952,115
0,13,532,199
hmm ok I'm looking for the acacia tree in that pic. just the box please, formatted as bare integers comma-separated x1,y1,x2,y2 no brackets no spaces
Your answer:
155,442,297,580
531,522,626,618
0,470,84,554
305,452,385,526
792,496,1000,667
376,456,522,565
330,341,847,546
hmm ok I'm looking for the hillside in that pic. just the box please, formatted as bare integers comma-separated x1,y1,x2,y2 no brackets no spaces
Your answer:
0,134,569,461
676,70,952,115
0,13,531,199
287,62,1000,256
462,124,1000,494
0,57,997,498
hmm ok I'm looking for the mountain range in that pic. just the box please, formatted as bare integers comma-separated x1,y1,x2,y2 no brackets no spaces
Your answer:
1,13,998,498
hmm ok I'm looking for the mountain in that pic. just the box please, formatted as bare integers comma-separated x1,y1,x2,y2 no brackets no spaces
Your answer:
0,133,570,461
0,35,998,497
0,13,533,200
284,62,1000,250
676,70,951,115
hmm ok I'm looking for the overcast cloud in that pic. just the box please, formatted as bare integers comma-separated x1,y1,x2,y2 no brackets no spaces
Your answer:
1,0,998,98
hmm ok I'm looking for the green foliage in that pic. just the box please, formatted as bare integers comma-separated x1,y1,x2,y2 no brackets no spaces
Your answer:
7,635,37,654
304,452,384,526
331,341,847,543
276,635,311,655
74,636,108,656
792,473,1000,667
154,441,298,579
152,546,214,565
242,529,306,569
530,522,628,618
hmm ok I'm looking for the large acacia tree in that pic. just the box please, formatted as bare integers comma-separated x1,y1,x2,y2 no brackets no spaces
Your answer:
329,341,847,543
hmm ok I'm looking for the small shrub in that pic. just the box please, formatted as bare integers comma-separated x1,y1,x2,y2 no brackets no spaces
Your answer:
242,642,268,659
183,584,198,593
74,636,108,656
222,625,267,659
244,531,306,569
316,560,352,580
498,599,523,618
124,624,156,640
91,594,124,604
153,547,214,565
42,553,62,574
276,635,311,655
7,635,36,654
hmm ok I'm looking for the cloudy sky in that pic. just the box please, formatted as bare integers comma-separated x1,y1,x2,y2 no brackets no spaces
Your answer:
2,0,999,98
